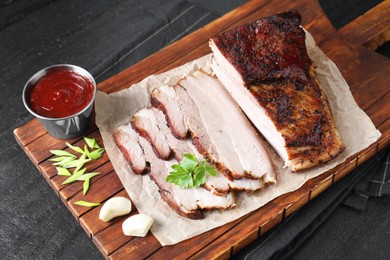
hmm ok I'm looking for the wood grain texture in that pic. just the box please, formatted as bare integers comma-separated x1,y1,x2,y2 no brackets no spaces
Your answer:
12,119,46,146
357,143,378,166
337,0,390,50
108,233,161,260
92,216,134,256
68,171,122,218
319,36,390,111
13,0,390,258
310,174,334,200
80,189,129,237
334,158,358,183
284,191,310,218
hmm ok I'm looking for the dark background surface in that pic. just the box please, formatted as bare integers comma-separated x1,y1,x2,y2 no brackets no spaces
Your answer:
1,0,388,259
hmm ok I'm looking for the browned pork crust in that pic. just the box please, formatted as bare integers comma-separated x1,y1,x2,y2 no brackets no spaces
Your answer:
212,9,312,84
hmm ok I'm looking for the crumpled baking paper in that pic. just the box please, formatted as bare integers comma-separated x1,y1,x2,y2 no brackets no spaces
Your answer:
94,31,381,245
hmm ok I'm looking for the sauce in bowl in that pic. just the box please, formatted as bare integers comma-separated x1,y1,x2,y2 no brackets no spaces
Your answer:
28,70,94,118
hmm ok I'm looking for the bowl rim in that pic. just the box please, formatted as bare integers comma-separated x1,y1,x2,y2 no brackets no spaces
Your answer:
22,64,97,121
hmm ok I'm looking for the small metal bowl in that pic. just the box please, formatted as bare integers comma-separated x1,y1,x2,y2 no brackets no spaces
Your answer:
22,64,96,139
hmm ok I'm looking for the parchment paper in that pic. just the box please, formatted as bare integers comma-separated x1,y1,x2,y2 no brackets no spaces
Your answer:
94,31,381,245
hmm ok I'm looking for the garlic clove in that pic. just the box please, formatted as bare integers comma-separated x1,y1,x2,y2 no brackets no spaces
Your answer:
122,214,154,237
99,197,132,222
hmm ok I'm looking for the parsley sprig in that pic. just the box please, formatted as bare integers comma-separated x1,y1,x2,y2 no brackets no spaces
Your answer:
166,154,217,188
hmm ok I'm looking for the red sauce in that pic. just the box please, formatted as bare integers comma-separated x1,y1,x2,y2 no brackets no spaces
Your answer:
28,70,94,118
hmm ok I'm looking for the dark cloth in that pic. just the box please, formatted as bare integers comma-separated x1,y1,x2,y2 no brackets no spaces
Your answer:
343,150,390,211
234,148,389,260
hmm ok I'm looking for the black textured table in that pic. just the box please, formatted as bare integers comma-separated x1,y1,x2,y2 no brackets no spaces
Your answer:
1,0,389,259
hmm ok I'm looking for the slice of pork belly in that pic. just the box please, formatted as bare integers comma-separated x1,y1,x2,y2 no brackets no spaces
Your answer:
132,108,173,160
113,124,149,175
210,10,344,172
150,84,188,139
151,71,276,183
138,137,236,219
150,107,266,193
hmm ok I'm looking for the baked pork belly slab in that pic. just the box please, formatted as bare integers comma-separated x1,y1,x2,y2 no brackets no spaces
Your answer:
151,70,276,183
210,10,344,172
138,137,236,219
113,124,149,175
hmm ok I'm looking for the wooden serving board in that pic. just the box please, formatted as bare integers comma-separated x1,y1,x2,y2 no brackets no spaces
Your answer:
14,0,390,259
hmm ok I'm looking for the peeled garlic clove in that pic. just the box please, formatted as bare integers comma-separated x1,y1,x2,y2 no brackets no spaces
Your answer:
122,214,153,237
99,197,132,222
